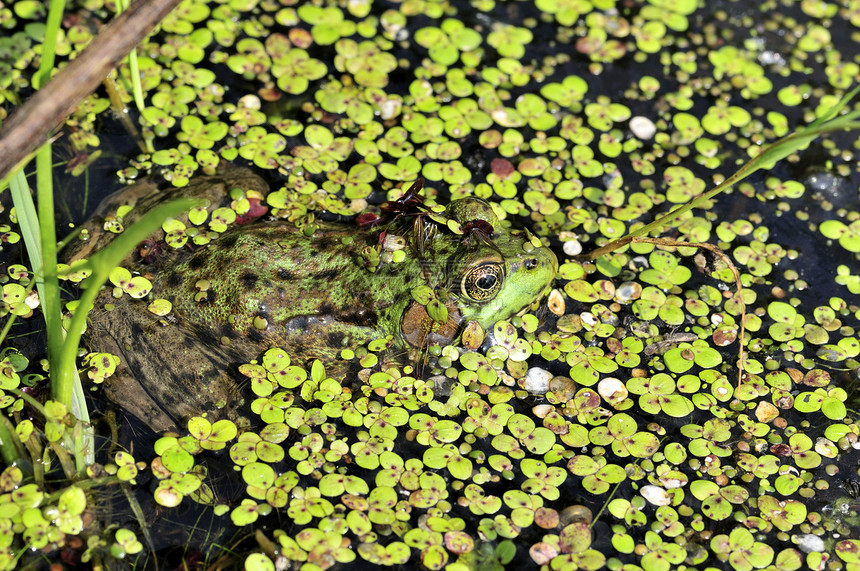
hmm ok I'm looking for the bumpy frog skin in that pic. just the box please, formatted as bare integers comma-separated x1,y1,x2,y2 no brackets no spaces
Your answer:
69,167,557,432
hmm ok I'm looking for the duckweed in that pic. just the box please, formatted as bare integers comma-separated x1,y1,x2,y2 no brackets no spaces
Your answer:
1,0,860,568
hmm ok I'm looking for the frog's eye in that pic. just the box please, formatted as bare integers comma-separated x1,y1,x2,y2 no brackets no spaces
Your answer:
461,262,504,301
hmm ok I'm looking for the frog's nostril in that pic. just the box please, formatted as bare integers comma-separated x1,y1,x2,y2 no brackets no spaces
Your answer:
524,258,538,269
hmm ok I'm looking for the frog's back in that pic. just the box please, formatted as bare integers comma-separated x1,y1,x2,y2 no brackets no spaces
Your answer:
65,167,269,264
156,220,421,357
85,217,421,433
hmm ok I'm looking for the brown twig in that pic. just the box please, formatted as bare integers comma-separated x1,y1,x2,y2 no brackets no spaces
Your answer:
0,0,181,179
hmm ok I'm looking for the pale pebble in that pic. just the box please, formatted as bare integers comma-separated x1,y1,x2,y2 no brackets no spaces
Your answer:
640,485,672,506
524,367,553,394
630,116,657,140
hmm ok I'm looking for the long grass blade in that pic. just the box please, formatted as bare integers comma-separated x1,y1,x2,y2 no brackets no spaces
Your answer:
35,149,64,401
583,87,860,261
54,198,202,408
32,0,66,89
10,165,94,469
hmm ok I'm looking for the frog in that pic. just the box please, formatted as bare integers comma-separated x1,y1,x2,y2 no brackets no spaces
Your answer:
67,167,558,433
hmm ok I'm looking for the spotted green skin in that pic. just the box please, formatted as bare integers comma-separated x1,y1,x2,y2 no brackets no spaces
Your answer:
78,169,557,431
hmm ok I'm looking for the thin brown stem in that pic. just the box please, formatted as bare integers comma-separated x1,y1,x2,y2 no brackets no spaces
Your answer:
631,238,747,387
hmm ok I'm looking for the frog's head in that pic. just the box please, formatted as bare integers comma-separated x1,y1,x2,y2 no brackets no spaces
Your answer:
445,198,558,328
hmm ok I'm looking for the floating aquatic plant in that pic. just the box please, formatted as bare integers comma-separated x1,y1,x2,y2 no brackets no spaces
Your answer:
1,0,860,569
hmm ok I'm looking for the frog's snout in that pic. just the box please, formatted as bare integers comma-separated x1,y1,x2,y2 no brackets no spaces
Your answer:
525,247,558,281
510,246,558,301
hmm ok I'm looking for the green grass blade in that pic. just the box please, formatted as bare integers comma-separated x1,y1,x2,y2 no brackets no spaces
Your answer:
584,88,860,260
0,414,29,471
7,168,58,381
117,0,154,153
35,148,65,403
808,84,860,127
54,197,202,408
32,0,66,89
10,163,94,469
9,171,42,271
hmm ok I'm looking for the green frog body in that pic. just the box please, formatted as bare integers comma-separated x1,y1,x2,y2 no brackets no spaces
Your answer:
71,168,557,432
